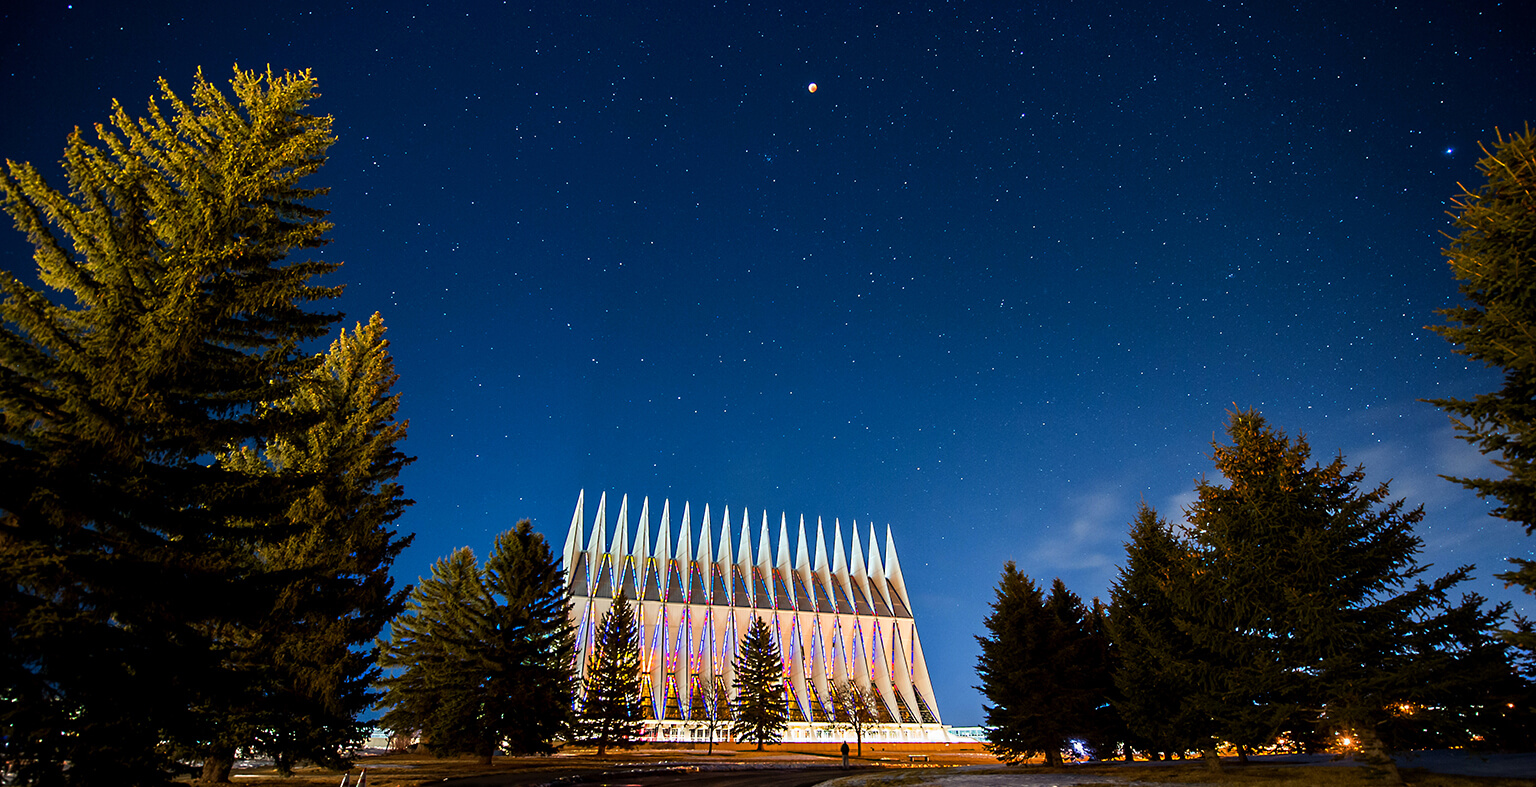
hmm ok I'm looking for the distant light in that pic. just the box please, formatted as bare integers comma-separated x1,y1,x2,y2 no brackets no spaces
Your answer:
1444,147,1455,155
807,83,818,93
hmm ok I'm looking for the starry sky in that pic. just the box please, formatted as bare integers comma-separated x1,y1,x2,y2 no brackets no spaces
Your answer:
3,1,1534,726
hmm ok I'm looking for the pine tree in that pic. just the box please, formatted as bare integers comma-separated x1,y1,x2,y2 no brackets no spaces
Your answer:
1,66,341,784
206,313,413,779
975,564,1047,764
1079,598,1125,760
378,548,490,756
731,616,787,750
576,592,647,755
1175,410,1521,782
975,565,1107,765
378,522,575,763
1426,125,1536,643
1107,504,1213,760
483,522,578,755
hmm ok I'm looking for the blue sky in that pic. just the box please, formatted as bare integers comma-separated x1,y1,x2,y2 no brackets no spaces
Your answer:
3,0,1533,725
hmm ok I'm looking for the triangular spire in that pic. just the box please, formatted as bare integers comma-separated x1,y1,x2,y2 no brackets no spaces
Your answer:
736,509,753,567
676,502,693,563
866,522,890,615
849,522,874,615
717,505,733,565
813,516,829,573
586,491,608,554
831,519,854,614
610,494,629,557
656,498,673,600
866,522,885,586
634,497,651,561
639,499,663,602
775,513,794,611
670,501,693,603
613,496,637,598
736,508,755,607
813,516,836,613
776,513,792,570
564,489,585,572
633,498,652,598
793,514,814,612
884,524,911,613
697,504,714,563
714,505,735,607
697,504,714,602
832,519,848,575
849,522,866,579
757,512,774,571
656,500,672,560
756,510,775,608
795,515,810,571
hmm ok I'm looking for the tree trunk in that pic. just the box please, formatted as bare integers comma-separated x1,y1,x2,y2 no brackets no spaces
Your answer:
1237,745,1249,764
856,730,862,758
1202,745,1222,772
200,748,235,784
756,742,764,751
1356,727,1403,786
1045,748,1064,767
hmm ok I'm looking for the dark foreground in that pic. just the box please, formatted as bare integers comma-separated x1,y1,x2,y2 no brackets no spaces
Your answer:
444,765,878,787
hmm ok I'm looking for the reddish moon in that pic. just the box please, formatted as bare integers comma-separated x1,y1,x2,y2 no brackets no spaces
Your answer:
807,82,817,93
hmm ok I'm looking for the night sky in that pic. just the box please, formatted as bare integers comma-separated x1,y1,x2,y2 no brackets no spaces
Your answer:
3,1,1534,726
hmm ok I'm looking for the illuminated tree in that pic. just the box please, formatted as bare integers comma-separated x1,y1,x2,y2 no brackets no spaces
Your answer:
1427,125,1536,643
0,66,342,784
199,314,413,781
1172,410,1519,783
731,616,787,750
575,591,647,755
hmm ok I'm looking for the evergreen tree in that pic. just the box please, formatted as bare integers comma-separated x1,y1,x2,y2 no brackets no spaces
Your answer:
206,314,413,779
378,522,575,763
575,592,647,755
0,66,341,784
1175,410,1521,782
731,616,786,750
1080,598,1126,760
975,564,1106,765
1107,504,1212,760
377,548,491,756
1426,125,1536,644
482,522,578,755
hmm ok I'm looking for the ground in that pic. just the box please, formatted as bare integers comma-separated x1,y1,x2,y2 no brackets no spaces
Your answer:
206,745,1535,787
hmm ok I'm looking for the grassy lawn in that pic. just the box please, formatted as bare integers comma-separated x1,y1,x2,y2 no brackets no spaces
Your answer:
966,762,1535,787
200,751,1536,787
